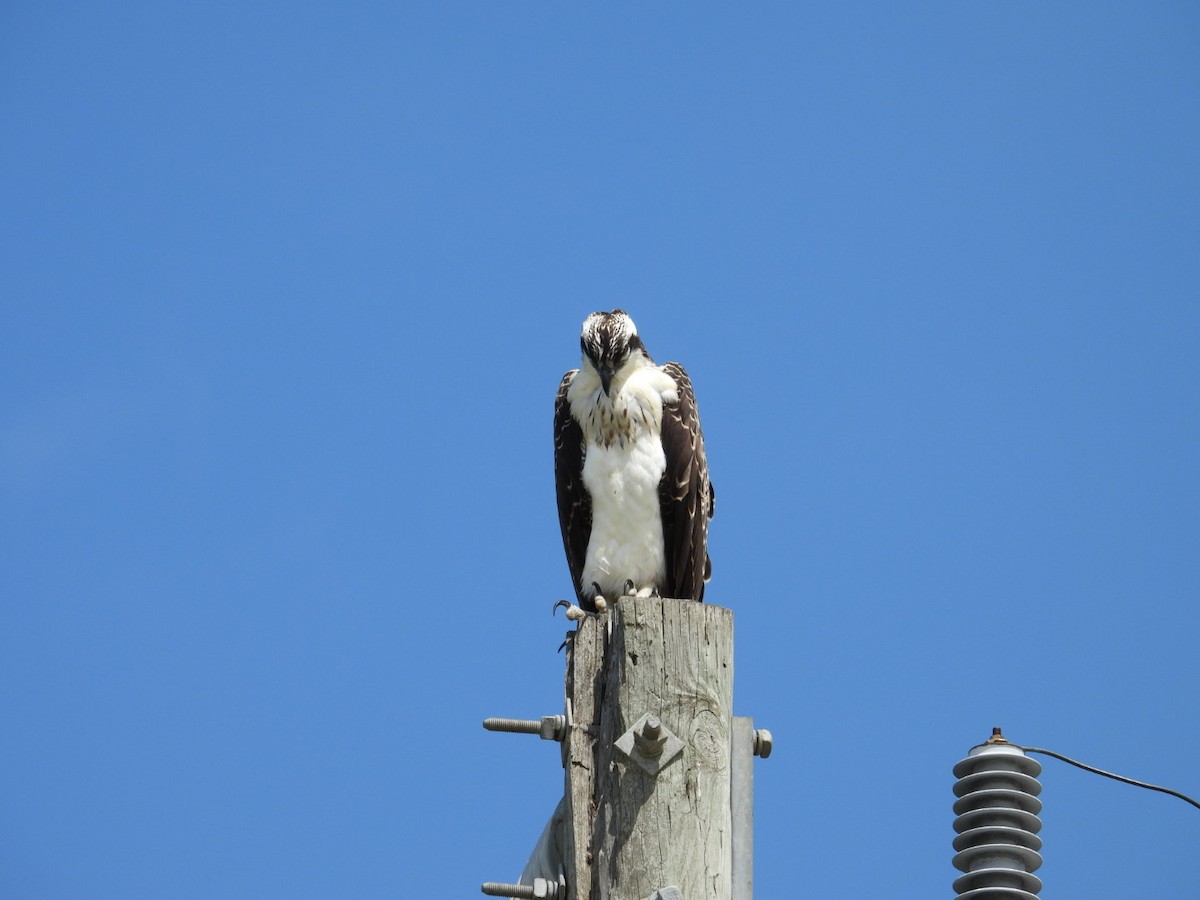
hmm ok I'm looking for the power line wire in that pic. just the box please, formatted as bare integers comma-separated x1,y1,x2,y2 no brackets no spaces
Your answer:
1018,745,1200,811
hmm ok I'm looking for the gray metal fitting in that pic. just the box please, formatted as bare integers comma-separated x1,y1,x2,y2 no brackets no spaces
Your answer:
632,715,667,758
482,716,567,742
481,878,562,899
753,729,773,759
615,712,684,775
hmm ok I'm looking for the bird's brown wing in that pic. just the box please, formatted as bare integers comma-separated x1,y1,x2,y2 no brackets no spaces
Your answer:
553,370,592,606
658,361,714,601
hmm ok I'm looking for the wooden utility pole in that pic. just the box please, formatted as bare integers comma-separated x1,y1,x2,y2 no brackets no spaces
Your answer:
562,596,742,900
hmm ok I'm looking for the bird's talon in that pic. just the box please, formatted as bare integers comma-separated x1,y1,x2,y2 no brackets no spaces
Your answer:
554,599,591,621
589,583,610,612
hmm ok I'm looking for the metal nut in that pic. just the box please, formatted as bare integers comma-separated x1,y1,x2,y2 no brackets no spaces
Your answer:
632,715,667,757
753,728,773,759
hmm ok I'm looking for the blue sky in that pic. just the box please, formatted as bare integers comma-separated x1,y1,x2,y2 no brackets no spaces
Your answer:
2,4,1197,898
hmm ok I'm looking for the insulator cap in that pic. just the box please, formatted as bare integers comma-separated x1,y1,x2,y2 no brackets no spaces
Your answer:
952,732,1044,899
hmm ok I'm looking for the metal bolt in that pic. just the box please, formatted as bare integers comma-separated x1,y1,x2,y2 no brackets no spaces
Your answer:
633,715,667,758
482,716,567,742
753,729,773,759
615,712,685,774
481,878,562,899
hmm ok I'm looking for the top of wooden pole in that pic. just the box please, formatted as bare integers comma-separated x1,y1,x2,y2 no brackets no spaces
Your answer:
563,597,735,900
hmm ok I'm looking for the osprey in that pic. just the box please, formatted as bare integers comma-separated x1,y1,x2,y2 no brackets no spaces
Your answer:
553,310,714,616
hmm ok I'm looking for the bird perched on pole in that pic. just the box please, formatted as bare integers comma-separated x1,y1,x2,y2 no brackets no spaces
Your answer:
553,310,714,619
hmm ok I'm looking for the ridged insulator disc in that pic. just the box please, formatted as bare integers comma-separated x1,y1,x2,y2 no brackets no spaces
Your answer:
952,739,1044,899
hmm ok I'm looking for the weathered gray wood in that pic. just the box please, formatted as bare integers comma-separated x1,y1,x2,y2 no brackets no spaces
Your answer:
565,596,735,900
563,615,605,900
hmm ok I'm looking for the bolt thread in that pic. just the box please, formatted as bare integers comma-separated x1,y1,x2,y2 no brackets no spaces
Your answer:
481,881,561,899
483,718,541,734
482,883,535,898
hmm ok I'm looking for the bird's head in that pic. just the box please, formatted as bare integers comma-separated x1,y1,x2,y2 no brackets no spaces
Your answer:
580,309,649,396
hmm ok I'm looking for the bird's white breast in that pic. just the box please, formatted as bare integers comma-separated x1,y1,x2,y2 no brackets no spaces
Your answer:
570,364,678,600
581,430,667,599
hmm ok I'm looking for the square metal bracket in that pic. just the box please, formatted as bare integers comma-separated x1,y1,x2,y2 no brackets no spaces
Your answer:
614,713,684,776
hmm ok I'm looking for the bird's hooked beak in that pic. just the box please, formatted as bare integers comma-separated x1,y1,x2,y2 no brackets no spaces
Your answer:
599,365,615,396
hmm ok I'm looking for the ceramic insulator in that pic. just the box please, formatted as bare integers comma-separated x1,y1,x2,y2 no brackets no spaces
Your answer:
952,731,1044,900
